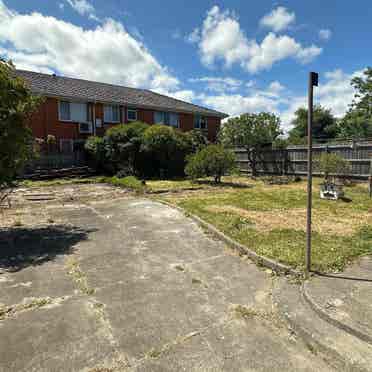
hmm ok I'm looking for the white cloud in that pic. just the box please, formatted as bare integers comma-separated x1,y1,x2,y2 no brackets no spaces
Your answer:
186,28,201,43
197,69,362,132
260,6,295,32
199,92,280,118
319,29,332,41
194,6,322,73
0,0,184,95
189,76,242,93
66,0,94,16
245,33,322,72
280,68,363,131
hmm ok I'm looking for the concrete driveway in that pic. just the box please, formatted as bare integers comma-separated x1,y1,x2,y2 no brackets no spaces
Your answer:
0,193,332,371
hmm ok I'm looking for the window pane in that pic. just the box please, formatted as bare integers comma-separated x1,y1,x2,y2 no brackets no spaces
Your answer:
70,102,88,122
60,101,70,121
127,109,137,121
104,105,112,122
200,117,207,129
194,115,201,129
169,113,179,127
154,111,164,124
112,106,119,122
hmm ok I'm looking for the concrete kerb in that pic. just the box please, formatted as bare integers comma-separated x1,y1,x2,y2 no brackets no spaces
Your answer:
155,199,302,277
302,280,372,346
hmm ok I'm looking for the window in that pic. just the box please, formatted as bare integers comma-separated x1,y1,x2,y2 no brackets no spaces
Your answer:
127,108,137,122
194,115,207,130
60,139,73,153
104,105,120,123
154,111,179,127
59,101,88,122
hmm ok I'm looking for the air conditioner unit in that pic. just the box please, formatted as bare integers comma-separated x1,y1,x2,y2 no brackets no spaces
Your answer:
79,122,92,134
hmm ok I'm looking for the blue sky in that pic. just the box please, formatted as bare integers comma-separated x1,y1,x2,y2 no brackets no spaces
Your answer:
1,0,371,129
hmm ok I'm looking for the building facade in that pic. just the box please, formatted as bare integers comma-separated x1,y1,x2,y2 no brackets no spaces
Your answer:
17,70,227,153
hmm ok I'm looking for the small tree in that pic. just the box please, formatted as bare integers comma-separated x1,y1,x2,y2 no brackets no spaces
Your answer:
104,121,149,175
0,60,42,193
314,153,351,184
84,136,106,171
185,144,236,183
219,112,282,176
142,124,192,178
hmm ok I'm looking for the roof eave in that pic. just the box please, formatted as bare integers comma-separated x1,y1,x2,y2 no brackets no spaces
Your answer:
34,91,228,118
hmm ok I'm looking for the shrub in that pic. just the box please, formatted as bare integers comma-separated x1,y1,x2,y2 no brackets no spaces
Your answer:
103,175,146,192
185,144,236,183
0,60,42,191
84,136,106,171
186,129,209,152
141,125,193,178
314,152,351,183
105,122,149,175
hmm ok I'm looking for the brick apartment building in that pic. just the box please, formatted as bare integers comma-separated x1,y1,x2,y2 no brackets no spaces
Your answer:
16,70,227,153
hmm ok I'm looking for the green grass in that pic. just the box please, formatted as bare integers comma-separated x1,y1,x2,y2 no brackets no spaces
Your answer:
159,177,372,272
21,175,146,192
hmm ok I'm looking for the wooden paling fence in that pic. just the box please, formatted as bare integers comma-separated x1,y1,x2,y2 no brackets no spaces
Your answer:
234,140,372,179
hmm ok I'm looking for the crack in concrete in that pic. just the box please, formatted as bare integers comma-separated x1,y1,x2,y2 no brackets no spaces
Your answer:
0,295,71,320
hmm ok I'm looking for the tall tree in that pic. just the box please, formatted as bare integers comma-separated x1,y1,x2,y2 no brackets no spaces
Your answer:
288,105,337,144
350,67,372,115
0,60,41,191
336,67,372,139
219,112,282,176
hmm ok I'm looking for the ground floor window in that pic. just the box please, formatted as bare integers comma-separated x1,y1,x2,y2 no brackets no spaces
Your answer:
104,104,120,123
194,115,208,130
59,101,89,122
154,111,179,127
127,108,138,121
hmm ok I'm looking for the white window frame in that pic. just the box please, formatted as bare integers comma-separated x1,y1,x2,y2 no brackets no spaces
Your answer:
194,115,208,130
154,111,179,128
58,101,72,122
58,100,88,123
127,108,138,122
104,104,120,123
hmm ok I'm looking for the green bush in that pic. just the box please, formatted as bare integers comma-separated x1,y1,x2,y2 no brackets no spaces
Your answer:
84,136,106,171
314,152,351,183
185,144,236,183
105,122,149,176
186,129,209,152
103,175,146,192
142,125,193,178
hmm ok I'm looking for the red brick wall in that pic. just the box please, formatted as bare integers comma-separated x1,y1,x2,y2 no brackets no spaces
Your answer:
27,98,222,149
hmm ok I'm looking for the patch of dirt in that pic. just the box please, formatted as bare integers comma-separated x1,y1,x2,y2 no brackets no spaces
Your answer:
206,205,372,236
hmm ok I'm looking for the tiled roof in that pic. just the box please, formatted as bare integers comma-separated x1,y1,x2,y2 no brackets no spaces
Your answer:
16,70,228,118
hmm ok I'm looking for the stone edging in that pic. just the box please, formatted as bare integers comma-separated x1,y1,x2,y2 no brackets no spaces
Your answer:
302,280,372,345
156,199,302,277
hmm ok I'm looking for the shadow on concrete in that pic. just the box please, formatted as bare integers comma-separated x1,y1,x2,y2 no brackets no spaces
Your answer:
0,225,95,272
312,271,372,283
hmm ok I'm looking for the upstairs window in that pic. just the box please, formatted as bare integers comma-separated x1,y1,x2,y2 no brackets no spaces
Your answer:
104,105,120,123
59,101,88,122
127,108,137,122
154,111,179,127
194,115,207,130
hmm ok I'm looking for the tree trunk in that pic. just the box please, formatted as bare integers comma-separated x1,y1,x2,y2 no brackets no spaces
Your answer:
247,148,257,177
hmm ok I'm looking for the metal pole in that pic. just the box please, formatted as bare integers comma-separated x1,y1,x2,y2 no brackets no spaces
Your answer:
306,72,316,276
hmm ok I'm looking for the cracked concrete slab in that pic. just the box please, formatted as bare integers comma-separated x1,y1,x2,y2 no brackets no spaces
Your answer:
1,194,333,371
